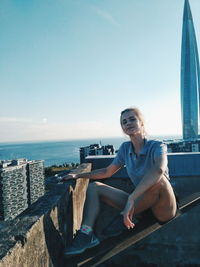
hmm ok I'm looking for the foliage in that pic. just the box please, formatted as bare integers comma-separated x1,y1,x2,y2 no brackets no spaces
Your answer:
44,162,79,177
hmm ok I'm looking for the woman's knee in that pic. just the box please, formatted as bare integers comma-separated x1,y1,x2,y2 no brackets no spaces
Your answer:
87,181,103,195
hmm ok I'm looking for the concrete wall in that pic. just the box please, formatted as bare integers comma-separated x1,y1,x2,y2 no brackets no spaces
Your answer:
86,152,200,177
0,157,200,267
94,177,200,267
86,153,200,266
168,152,200,176
0,164,91,267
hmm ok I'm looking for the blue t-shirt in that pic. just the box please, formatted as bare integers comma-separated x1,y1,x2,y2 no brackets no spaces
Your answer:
112,139,169,186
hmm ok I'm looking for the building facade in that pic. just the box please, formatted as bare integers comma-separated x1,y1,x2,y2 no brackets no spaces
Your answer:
0,159,45,221
80,144,115,163
167,139,200,153
0,160,28,221
181,0,200,139
26,160,46,206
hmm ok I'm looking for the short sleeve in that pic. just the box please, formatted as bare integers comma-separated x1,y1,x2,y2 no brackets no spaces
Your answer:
153,142,167,158
112,143,126,167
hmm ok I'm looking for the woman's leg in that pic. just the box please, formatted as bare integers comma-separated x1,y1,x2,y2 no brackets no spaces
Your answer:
82,177,177,228
64,178,177,255
151,178,177,222
133,177,177,222
64,181,126,255
81,181,129,227
102,177,177,238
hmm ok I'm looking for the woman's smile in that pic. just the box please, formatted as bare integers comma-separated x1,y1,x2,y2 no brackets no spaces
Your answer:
126,126,135,131
121,110,143,136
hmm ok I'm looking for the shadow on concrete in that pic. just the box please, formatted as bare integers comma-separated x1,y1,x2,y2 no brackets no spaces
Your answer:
42,182,75,267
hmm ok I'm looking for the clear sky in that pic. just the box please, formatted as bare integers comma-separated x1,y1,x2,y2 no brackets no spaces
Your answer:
1,0,200,142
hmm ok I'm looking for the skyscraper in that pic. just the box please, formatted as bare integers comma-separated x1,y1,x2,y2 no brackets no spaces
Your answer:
181,0,200,139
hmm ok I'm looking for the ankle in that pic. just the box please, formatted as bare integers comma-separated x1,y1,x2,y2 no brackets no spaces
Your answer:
80,225,93,235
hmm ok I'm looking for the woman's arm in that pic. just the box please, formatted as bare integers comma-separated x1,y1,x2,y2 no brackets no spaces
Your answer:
129,154,167,201
123,154,167,228
62,163,121,181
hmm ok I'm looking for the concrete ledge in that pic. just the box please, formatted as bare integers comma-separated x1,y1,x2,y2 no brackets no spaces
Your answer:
1,160,200,266
69,193,200,267
0,163,91,267
86,152,200,177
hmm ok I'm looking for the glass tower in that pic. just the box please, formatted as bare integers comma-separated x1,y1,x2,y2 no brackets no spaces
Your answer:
181,0,200,139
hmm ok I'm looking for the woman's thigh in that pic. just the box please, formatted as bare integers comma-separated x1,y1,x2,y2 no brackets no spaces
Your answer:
133,178,177,222
93,181,129,210
151,178,177,222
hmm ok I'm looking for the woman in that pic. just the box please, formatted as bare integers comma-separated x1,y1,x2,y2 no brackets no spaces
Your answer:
63,107,178,256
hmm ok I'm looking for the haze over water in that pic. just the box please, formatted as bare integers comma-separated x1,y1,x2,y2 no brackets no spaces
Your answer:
0,136,181,167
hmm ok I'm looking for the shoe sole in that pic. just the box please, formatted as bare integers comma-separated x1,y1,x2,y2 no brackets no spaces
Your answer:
64,239,100,256
103,217,138,238
103,228,127,237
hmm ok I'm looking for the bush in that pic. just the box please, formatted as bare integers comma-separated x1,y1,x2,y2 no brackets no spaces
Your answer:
44,162,79,177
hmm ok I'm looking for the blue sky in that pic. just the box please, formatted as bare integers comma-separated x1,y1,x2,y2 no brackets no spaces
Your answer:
1,0,200,142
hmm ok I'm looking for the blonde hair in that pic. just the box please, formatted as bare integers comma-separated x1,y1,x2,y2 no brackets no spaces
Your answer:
120,107,146,135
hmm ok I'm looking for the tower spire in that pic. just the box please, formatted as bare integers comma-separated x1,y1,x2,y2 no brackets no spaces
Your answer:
181,0,200,139
183,0,192,20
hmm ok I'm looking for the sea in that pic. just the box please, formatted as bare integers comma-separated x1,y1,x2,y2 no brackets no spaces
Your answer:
0,135,180,167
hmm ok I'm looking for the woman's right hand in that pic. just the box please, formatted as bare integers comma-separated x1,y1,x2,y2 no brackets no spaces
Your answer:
122,197,135,229
56,173,77,182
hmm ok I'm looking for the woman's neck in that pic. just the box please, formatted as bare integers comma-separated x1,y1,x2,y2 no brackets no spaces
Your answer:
130,134,145,155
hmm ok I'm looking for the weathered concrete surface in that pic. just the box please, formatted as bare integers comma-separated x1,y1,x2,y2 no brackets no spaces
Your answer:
0,163,91,267
87,153,200,267
94,177,200,267
85,153,200,265
0,159,200,267
0,186,67,267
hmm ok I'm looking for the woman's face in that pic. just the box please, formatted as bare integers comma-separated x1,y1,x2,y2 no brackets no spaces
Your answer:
120,110,143,136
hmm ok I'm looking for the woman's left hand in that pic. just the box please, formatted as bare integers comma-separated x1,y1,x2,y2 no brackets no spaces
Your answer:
122,197,135,229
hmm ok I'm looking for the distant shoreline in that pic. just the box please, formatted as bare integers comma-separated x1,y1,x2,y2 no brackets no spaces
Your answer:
0,135,182,167
0,135,182,146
